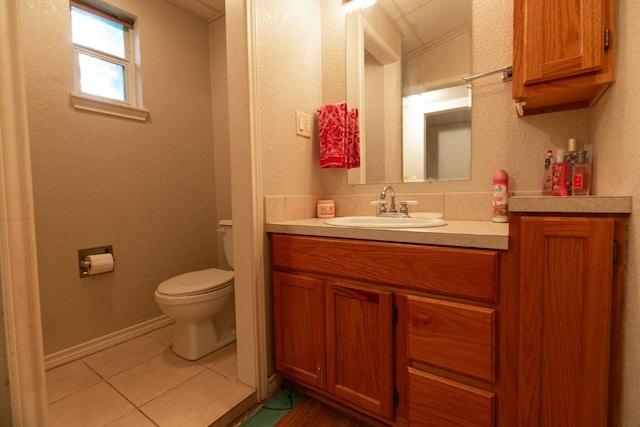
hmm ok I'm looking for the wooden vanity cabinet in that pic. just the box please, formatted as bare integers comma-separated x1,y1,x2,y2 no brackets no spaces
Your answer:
506,213,627,426
512,0,615,115
271,233,500,426
271,209,627,426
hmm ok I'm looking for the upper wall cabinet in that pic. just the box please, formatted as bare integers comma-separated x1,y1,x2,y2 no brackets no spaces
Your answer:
512,0,615,116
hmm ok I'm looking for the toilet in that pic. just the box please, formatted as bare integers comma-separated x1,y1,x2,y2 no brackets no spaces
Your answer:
154,219,236,360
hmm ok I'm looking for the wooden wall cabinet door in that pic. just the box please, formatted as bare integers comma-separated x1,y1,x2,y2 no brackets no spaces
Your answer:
325,281,394,419
513,0,615,115
273,271,326,389
517,216,617,425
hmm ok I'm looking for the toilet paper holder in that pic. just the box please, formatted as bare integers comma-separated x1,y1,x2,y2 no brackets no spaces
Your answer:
78,245,114,278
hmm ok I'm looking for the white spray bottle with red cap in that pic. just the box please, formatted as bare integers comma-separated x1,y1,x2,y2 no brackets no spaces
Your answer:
492,169,509,223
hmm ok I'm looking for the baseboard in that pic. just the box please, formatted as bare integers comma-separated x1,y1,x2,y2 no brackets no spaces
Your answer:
44,315,174,370
267,374,281,396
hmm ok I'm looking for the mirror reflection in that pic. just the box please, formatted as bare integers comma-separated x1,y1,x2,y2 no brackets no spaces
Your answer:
346,0,472,185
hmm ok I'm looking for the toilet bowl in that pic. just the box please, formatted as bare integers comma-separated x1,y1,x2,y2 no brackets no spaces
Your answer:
154,220,236,360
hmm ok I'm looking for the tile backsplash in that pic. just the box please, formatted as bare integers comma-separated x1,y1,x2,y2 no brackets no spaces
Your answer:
264,195,320,223
264,191,540,223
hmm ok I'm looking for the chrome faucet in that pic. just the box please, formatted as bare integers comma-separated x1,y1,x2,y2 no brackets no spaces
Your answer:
375,185,416,217
379,185,397,213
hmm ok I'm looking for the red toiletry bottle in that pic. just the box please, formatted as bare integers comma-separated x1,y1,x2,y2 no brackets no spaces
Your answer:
551,148,568,196
492,169,509,223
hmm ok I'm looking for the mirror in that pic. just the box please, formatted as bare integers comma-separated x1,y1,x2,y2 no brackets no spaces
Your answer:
346,0,472,185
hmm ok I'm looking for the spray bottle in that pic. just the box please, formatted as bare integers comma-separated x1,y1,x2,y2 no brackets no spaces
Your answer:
492,169,509,223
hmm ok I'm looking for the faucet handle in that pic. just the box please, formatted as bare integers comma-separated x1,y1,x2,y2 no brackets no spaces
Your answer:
371,200,387,214
399,200,418,214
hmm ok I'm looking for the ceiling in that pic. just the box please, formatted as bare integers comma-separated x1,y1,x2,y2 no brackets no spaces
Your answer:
371,0,471,61
165,0,471,61
164,0,225,23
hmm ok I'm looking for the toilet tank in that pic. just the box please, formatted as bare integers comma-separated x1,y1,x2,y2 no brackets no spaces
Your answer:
218,220,233,268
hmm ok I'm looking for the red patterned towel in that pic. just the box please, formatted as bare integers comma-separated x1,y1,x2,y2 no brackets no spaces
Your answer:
346,106,360,169
317,102,360,169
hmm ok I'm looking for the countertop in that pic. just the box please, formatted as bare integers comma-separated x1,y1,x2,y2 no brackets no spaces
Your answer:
265,196,631,251
265,218,510,250
510,195,632,213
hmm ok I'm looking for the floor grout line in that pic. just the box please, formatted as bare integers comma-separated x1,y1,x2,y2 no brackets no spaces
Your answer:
46,325,248,426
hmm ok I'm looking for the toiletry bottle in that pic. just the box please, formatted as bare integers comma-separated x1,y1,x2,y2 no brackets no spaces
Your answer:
565,138,579,194
572,151,591,196
492,169,509,223
551,148,568,196
542,149,555,196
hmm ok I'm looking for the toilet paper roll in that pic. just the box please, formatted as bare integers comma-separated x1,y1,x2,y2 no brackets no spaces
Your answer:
85,253,114,275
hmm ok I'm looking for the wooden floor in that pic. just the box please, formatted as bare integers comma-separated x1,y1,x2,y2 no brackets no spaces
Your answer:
276,397,382,427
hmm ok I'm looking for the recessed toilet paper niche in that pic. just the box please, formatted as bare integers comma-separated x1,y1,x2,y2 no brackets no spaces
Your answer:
78,245,114,278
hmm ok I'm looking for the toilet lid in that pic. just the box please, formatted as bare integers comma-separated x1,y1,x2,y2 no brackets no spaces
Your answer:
157,268,234,296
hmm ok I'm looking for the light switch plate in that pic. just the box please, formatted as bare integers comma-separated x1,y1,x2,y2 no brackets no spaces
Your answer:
295,111,311,138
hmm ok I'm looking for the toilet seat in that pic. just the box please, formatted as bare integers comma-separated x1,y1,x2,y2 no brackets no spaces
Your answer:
157,268,234,297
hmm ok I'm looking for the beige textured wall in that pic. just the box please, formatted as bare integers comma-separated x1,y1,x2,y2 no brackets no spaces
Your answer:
322,0,347,106
21,0,220,354
256,0,323,198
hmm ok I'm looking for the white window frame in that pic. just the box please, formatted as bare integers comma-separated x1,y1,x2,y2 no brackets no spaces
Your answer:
69,1,149,122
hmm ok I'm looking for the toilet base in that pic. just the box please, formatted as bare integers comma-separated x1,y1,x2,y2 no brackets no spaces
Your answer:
172,316,236,360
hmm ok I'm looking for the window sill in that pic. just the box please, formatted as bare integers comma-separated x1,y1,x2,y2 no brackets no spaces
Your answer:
69,92,150,122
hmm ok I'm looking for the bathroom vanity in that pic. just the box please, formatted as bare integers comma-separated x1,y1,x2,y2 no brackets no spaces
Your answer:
267,196,630,426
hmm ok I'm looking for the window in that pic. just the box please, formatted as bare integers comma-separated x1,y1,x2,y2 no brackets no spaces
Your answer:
70,0,135,103
69,1,148,121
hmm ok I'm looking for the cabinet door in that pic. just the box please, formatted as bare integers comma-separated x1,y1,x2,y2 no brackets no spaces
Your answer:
273,271,325,389
518,0,606,85
325,281,394,419
512,0,614,114
517,217,614,426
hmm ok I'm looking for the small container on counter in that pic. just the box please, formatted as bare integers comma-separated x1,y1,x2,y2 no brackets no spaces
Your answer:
542,149,555,196
317,199,335,218
564,138,579,194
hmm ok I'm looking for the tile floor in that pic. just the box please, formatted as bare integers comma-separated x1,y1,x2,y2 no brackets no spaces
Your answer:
45,325,254,426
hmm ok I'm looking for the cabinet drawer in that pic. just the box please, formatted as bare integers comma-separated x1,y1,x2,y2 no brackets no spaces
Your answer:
408,367,494,426
271,234,498,302
407,295,495,382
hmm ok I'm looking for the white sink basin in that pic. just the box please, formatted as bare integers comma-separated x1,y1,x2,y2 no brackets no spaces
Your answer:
324,215,447,228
